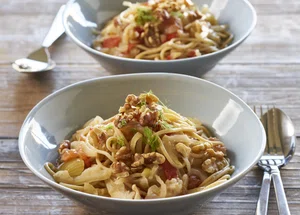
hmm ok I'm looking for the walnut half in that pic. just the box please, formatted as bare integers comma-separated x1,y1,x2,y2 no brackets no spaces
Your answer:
143,23,161,48
131,152,165,167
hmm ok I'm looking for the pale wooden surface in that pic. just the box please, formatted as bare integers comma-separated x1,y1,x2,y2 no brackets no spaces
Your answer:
0,0,300,214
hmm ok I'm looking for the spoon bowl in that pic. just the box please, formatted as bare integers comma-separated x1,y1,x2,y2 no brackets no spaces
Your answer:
12,5,65,73
12,48,56,73
276,108,296,167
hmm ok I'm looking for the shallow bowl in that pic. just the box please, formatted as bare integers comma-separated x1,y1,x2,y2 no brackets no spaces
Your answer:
63,0,256,76
19,73,265,215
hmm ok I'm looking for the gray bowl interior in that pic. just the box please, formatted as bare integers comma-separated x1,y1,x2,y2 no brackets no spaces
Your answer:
19,74,265,190
64,0,256,51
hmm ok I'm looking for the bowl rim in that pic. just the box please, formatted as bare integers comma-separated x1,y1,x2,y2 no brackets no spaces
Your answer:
62,0,257,63
18,73,266,203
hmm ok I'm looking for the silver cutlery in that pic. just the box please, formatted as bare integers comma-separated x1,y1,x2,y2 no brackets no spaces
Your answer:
255,106,296,215
12,5,65,73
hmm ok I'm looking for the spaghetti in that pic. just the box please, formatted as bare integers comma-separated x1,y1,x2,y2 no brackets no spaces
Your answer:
45,92,235,199
92,0,233,60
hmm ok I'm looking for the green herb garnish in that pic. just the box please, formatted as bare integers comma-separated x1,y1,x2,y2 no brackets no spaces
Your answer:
143,127,160,151
120,119,127,127
136,8,157,26
170,11,183,18
116,136,125,146
105,124,114,130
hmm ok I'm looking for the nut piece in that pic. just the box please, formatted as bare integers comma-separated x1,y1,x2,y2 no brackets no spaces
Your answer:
139,111,158,127
58,140,71,154
131,152,165,167
206,148,224,159
202,157,218,174
125,94,140,106
131,153,145,167
115,146,132,162
175,143,191,157
143,152,165,165
191,142,212,153
143,23,161,48
111,161,130,174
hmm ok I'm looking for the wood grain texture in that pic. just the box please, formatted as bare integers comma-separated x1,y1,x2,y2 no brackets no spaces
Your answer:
0,138,299,215
1,0,300,214
1,1,300,64
0,64,299,137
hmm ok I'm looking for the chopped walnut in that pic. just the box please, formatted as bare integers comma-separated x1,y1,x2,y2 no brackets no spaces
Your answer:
58,140,71,154
175,143,191,157
111,161,129,174
125,94,140,106
131,153,145,167
166,178,183,197
139,111,158,127
213,144,227,156
131,152,165,167
143,152,165,164
115,146,132,162
143,23,161,48
202,157,218,174
191,141,212,153
206,148,224,159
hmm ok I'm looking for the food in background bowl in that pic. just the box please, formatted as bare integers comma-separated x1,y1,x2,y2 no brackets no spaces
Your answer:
45,91,234,199
92,0,233,60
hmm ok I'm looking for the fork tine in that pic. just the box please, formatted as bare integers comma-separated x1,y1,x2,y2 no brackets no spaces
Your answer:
272,107,284,155
254,105,268,154
266,106,276,155
259,106,269,154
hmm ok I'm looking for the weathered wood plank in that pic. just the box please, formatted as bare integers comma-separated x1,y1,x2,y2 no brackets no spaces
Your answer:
0,14,300,64
0,0,299,15
0,64,299,137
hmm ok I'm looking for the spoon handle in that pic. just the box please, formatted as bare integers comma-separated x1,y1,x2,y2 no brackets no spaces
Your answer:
256,170,271,215
42,5,65,48
271,166,291,215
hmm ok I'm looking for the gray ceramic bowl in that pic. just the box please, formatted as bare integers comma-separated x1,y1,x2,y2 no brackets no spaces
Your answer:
19,73,265,215
63,0,256,76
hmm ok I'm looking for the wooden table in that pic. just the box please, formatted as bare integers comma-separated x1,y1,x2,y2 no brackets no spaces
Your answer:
1,0,300,214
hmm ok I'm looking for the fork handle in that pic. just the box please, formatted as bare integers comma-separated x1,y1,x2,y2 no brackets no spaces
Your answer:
256,170,271,215
42,5,65,48
271,166,291,215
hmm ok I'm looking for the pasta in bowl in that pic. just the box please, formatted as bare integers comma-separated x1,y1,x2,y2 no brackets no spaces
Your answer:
19,73,265,215
45,92,235,199
63,0,257,74
93,0,233,60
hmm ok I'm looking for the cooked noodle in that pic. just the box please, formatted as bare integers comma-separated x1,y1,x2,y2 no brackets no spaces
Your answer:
92,0,233,60
45,92,235,199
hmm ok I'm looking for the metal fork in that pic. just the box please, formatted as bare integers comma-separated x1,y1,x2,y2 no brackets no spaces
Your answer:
254,106,290,215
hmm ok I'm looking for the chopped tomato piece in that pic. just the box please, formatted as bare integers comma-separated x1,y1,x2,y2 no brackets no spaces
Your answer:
102,37,121,48
166,32,178,41
187,50,196,57
166,55,172,60
128,43,136,52
61,149,79,162
78,149,93,168
161,160,178,180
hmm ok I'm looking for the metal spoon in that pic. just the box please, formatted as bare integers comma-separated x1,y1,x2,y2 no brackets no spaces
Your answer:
272,108,296,214
256,108,296,215
12,5,65,73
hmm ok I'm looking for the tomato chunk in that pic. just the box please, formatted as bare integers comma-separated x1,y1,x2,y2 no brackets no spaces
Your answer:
166,32,178,41
61,149,79,162
161,160,178,180
102,37,121,48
